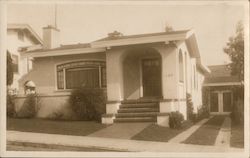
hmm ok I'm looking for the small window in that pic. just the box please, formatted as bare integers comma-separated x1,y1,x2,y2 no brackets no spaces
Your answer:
12,54,19,73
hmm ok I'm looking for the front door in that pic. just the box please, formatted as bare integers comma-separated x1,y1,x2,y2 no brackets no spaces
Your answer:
210,91,232,114
142,58,162,97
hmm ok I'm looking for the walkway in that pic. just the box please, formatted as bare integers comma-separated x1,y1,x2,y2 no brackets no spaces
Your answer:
168,117,211,143
215,116,231,147
7,130,243,152
89,123,151,139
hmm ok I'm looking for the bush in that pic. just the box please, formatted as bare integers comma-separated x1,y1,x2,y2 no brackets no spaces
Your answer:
196,105,209,122
186,93,196,122
17,94,40,118
7,94,16,117
169,111,184,129
69,88,106,121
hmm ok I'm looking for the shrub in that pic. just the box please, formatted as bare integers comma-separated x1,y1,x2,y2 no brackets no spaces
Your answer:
69,88,106,121
17,94,40,118
196,105,210,122
169,111,184,129
186,93,196,122
7,94,16,117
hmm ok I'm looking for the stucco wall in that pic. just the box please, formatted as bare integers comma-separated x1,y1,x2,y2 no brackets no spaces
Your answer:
18,52,106,95
14,93,73,118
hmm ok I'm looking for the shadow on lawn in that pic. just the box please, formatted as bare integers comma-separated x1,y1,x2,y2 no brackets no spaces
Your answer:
7,118,109,136
131,120,193,142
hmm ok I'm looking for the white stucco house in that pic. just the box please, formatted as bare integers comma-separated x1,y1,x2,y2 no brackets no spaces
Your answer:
15,25,210,126
7,24,43,94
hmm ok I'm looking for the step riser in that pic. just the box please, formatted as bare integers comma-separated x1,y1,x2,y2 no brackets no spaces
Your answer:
114,118,156,123
116,113,157,118
120,104,158,108
118,109,159,113
114,101,159,123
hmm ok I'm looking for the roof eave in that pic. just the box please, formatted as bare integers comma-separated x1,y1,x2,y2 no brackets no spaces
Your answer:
23,47,106,58
91,31,191,48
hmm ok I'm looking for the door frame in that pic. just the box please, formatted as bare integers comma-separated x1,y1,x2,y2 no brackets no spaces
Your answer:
210,90,233,115
139,57,162,98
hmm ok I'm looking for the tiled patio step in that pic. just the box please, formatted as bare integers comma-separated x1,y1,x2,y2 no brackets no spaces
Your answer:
118,108,159,113
120,103,158,108
116,112,158,118
114,117,156,123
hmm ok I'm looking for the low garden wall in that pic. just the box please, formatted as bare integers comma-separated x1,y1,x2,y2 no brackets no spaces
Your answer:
14,93,73,119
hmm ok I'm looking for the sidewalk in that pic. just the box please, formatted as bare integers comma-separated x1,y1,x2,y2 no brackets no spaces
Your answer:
7,130,243,152
215,116,231,147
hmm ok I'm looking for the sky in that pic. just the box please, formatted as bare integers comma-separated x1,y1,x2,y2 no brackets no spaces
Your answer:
7,1,246,66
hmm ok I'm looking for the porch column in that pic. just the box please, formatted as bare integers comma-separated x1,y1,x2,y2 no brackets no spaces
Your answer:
159,46,180,114
102,49,124,124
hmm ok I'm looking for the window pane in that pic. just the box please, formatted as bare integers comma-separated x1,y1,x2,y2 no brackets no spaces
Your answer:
66,68,99,89
210,93,219,112
57,70,64,89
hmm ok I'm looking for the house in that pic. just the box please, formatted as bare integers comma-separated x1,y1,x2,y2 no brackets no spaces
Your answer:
203,65,242,115
15,25,210,126
7,24,43,94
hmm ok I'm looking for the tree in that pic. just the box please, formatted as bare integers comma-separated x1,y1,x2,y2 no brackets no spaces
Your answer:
7,51,13,86
223,21,244,82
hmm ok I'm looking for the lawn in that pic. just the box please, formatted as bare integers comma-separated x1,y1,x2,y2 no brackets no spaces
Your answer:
7,118,108,136
230,121,244,148
131,120,193,142
182,116,225,145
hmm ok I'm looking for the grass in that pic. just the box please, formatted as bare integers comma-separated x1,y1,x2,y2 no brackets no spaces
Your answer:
131,120,193,142
230,121,244,148
7,141,124,152
7,118,108,136
182,116,225,145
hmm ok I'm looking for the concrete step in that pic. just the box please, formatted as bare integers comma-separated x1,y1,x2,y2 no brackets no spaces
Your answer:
114,117,156,123
121,99,159,104
120,103,158,108
116,112,158,118
117,107,159,113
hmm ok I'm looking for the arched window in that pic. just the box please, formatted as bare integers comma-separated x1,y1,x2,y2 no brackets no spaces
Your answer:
56,60,106,90
179,50,184,82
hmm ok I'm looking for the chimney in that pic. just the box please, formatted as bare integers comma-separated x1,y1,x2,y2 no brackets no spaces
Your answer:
42,25,60,49
108,31,123,38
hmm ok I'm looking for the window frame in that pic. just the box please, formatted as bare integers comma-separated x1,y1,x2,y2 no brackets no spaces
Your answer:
56,60,106,91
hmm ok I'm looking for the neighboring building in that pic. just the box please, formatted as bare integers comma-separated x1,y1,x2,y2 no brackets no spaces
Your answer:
203,65,242,115
16,25,210,126
7,24,43,94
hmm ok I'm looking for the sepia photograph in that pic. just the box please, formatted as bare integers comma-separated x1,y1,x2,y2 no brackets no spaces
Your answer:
0,0,249,157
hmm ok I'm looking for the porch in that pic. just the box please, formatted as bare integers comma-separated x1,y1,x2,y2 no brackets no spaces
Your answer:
102,43,187,125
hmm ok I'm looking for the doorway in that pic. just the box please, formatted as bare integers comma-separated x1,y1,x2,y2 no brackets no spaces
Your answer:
210,90,232,114
141,58,162,98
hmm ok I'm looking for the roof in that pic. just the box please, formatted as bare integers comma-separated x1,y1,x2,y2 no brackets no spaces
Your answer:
95,30,190,42
7,24,43,45
204,65,241,85
27,43,91,53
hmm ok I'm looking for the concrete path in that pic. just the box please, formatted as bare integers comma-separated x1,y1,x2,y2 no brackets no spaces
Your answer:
215,116,231,147
168,117,211,143
7,130,243,152
88,123,151,139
